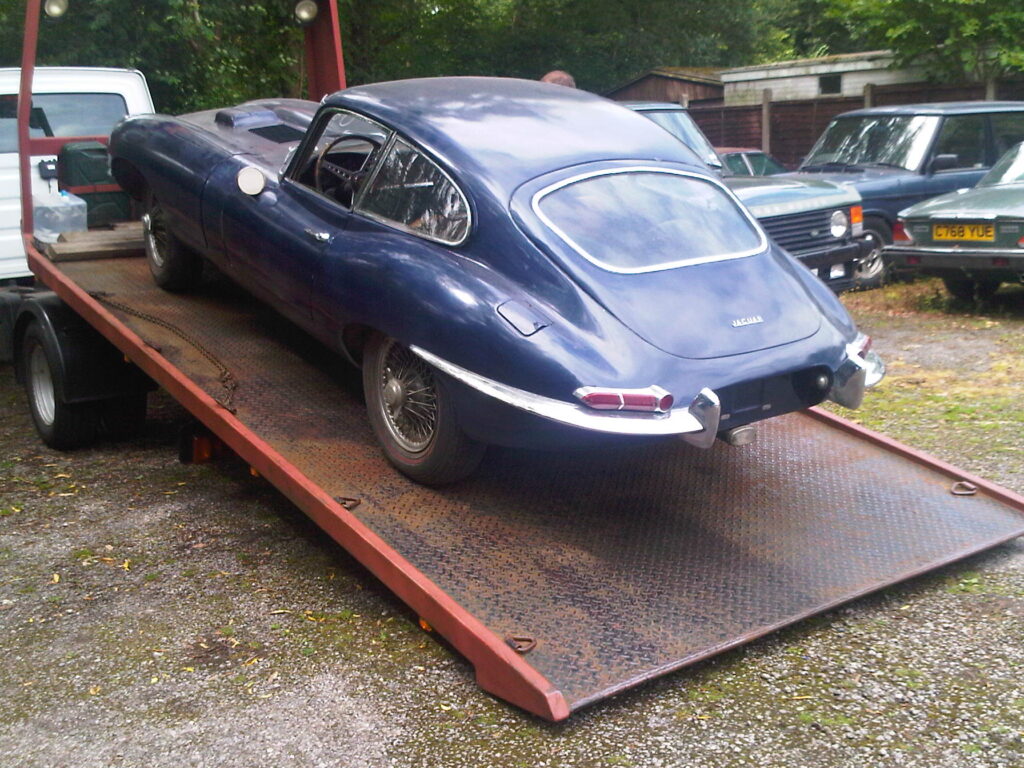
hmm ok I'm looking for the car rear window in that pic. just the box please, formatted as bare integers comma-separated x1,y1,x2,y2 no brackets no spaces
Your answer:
534,168,764,273
0,92,128,153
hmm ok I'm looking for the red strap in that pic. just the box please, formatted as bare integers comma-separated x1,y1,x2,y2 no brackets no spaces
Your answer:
63,183,122,195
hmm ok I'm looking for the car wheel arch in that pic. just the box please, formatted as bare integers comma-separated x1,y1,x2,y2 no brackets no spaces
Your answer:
111,157,147,201
340,324,374,367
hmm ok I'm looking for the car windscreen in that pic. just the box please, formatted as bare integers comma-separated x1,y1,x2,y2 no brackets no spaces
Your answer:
749,152,786,175
533,169,765,274
978,142,1024,187
0,92,129,153
638,110,721,169
801,114,939,172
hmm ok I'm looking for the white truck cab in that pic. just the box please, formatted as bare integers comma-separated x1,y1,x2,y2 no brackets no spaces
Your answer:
0,67,154,282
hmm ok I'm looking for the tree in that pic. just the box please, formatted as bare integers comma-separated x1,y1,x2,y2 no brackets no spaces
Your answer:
838,0,1024,96
0,0,303,113
1,0,813,110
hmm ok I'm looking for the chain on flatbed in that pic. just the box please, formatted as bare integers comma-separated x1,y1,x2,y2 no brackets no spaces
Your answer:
88,290,239,412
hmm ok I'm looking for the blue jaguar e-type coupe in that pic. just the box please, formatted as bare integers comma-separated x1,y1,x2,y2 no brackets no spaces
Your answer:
109,77,884,484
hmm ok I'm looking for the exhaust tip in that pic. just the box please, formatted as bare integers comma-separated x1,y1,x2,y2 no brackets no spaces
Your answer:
720,425,757,447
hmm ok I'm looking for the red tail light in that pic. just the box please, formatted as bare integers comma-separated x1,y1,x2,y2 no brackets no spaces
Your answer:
575,386,674,413
893,220,913,244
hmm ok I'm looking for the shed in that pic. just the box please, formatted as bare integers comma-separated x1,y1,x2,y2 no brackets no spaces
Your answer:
720,51,926,106
606,67,722,104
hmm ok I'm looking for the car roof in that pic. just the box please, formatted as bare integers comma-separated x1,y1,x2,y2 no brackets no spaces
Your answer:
836,101,1024,118
329,79,704,195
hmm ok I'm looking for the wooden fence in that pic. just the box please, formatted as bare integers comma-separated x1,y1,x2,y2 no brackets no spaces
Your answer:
688,79,1024,168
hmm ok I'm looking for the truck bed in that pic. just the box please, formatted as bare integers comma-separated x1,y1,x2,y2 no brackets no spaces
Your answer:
26,237,1024,720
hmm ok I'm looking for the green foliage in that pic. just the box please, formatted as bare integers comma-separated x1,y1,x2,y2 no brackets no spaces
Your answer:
0,0,303,113
1,0,779,111
827,0,1024,88
11,0,1020,113
763,0,881,58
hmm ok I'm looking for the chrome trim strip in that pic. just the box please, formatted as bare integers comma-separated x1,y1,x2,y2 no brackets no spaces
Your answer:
885,245,1024,257
531,166,769,275
410,345,714,438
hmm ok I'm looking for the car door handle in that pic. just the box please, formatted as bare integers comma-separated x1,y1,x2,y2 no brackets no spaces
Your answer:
304,229,331,243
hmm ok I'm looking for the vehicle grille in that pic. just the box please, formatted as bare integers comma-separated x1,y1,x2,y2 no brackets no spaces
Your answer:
759,209,837,256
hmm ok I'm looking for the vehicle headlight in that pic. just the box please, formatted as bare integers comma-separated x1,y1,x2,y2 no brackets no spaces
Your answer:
829,210,850,238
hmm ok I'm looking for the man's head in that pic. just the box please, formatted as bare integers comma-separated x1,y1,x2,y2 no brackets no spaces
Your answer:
540,70,576,88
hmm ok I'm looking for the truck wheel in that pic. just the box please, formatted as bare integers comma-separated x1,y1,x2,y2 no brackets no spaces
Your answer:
363,334,485,485
21,322,99,450
854,218,891,289
143,195,202,293
943,277,1001,302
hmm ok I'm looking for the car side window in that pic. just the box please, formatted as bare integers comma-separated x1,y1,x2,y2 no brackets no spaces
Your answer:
991,113,1024,157
723,154,750,175
289,109,391,208
932,115,986,170
355,137,470,245
750,152,786,175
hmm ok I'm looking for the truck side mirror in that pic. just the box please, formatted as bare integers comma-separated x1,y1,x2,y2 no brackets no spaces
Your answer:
930,154,959,173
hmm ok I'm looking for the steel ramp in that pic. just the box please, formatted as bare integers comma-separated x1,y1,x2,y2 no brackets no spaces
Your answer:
32,250,1024,720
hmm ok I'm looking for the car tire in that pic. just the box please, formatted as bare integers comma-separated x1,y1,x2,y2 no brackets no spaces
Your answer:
363,334,485,485
21,321,100,450
144,194,203,293
942,277,1001,303
854,218,891,290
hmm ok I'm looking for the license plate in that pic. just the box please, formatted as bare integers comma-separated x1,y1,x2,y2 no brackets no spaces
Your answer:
933,223,994,242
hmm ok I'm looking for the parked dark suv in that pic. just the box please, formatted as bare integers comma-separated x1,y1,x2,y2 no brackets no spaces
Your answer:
788,101,1024,286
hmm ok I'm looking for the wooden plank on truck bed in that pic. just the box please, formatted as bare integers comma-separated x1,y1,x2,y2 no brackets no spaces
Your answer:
40,223,144,262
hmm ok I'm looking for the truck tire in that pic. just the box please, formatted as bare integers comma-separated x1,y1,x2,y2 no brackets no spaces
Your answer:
363,334,485,485
144,194,202,293
854,218,891,289
21,321,100,450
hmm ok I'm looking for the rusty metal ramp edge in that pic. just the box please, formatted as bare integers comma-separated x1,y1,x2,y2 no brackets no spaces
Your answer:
34,252,1024,721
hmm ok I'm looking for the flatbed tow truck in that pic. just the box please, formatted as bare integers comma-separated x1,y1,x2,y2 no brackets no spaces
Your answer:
3,0,1024,721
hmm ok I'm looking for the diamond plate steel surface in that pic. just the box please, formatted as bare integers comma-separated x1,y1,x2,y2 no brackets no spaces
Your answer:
59,257,1024,713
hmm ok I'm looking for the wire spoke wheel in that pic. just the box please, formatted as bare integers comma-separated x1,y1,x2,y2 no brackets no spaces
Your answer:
363,334,485,485
377,340,439,453
143,193,203,292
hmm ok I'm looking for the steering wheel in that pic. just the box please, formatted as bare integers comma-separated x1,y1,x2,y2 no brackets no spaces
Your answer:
314,134,382,200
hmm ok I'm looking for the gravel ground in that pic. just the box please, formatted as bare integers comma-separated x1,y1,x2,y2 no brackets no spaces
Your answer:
1,277,1022,768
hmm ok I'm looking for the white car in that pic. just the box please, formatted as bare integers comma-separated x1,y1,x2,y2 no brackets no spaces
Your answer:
0,67,153,282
